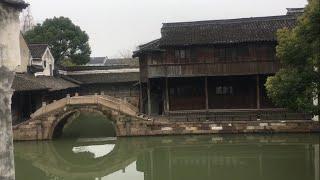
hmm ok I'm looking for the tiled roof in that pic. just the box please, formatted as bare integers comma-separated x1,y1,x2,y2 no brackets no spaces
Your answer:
160,15,298,46
87,57,107,65
104,58,139,67
12,73,79,92
28,44,48,59
59,65,134,72
1,0,29,9
133,39,162,57
67,72,140,84
60,58,139,72
13,74,48,92
34,76,79,91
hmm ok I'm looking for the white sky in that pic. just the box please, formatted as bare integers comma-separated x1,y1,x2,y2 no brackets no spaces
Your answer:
25,0,307,58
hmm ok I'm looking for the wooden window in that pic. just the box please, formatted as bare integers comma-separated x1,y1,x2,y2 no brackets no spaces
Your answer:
226,47,237,61
237,46,249,60
256,45,275,61
169,88,175,96
43,60,47,68
175,50,180,59
175,49,188,59
214,48,225,61
216,86,233,95
180,50,186,59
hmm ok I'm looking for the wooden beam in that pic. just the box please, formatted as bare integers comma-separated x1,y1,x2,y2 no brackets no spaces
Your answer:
256,75,261,109
205,77,209,110
147,79,151,115
165,77,170,113
139,82,143,113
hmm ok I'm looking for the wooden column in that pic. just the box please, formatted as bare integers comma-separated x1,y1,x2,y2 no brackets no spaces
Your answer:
165,78,170,113
139,82,143,113
256,75,261,109
205,77,209,110
147,79,151,115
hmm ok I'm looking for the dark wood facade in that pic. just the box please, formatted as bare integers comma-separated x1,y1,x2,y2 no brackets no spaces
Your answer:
134,13,301,115
136,42,279,115
140,43,278,80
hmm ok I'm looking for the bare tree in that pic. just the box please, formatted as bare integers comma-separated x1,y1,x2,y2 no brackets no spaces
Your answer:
118,49,133,59
21,6,35,33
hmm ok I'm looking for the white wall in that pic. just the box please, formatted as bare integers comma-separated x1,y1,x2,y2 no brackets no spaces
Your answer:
0,4,22,71
34,48,55,76
16,33,30,73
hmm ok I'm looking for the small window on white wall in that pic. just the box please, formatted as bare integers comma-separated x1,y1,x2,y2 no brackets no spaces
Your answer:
49,64,53,76
44,60,47,68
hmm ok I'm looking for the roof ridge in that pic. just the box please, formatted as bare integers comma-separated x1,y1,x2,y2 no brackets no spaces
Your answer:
162,15,296,28
139,38,161,48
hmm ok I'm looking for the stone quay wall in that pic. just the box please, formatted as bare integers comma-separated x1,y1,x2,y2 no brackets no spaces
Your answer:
128,120,320,136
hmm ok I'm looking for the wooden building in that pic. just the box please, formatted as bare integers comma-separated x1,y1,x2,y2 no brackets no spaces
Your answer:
134,10,305,118
59,58,140,107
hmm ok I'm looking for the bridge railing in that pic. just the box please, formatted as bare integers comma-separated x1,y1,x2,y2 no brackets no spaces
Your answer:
31,98,68,119
30,95,139,119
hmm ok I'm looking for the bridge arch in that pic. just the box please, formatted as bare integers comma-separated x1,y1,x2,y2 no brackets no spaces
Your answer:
50,107,120,139
13,95,150,141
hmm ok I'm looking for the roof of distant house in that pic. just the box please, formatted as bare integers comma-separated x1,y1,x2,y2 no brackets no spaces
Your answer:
104,58,139,67
133,39,162,57
28,44,49,59
66,72,140,85
1,0,29,9
60,58,139,72
87,57,107,66
13,73,79,92
160,14,298,46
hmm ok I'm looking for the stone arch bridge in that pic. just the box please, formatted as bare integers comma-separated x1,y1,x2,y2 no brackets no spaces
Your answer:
13,95,320,141
13,95,153,141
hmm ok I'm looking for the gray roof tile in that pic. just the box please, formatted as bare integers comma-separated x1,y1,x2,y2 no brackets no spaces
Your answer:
29,44,48,59
160,15,298,46
13,73,78,92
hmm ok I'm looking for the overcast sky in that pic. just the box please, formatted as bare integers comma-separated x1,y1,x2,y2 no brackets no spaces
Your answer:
25,0,307,58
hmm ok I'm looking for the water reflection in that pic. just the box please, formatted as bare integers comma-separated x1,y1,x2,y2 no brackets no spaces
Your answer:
72,144,115,159
14,134,320,180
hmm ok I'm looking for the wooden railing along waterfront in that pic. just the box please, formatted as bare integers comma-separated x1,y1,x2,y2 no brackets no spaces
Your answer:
164,109,312,122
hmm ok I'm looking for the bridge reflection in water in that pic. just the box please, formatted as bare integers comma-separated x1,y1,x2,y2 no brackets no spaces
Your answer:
14,134,319,180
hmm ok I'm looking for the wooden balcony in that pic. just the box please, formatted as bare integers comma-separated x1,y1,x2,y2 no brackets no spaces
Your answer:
148,60,280,78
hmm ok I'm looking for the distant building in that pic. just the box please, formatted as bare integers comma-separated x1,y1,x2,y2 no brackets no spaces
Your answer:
11,35,78,124
60,58,140,106
87,57,107,66
28,43,55,76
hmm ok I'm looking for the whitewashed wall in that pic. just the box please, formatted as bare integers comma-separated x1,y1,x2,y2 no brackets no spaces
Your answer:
34,48,55,76
0,4,22,71
16,33,30,73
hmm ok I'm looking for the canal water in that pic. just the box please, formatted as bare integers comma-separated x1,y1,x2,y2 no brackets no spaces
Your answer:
14,113,320,180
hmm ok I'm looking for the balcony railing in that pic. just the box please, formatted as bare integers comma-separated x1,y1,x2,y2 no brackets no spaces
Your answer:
148,60,280,78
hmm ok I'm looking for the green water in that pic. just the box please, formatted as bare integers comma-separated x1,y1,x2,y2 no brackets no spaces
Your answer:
13,113,320,180
14,134,319,180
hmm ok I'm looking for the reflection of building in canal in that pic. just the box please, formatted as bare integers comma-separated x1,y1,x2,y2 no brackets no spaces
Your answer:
137,143,319,180
14,135,320,180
